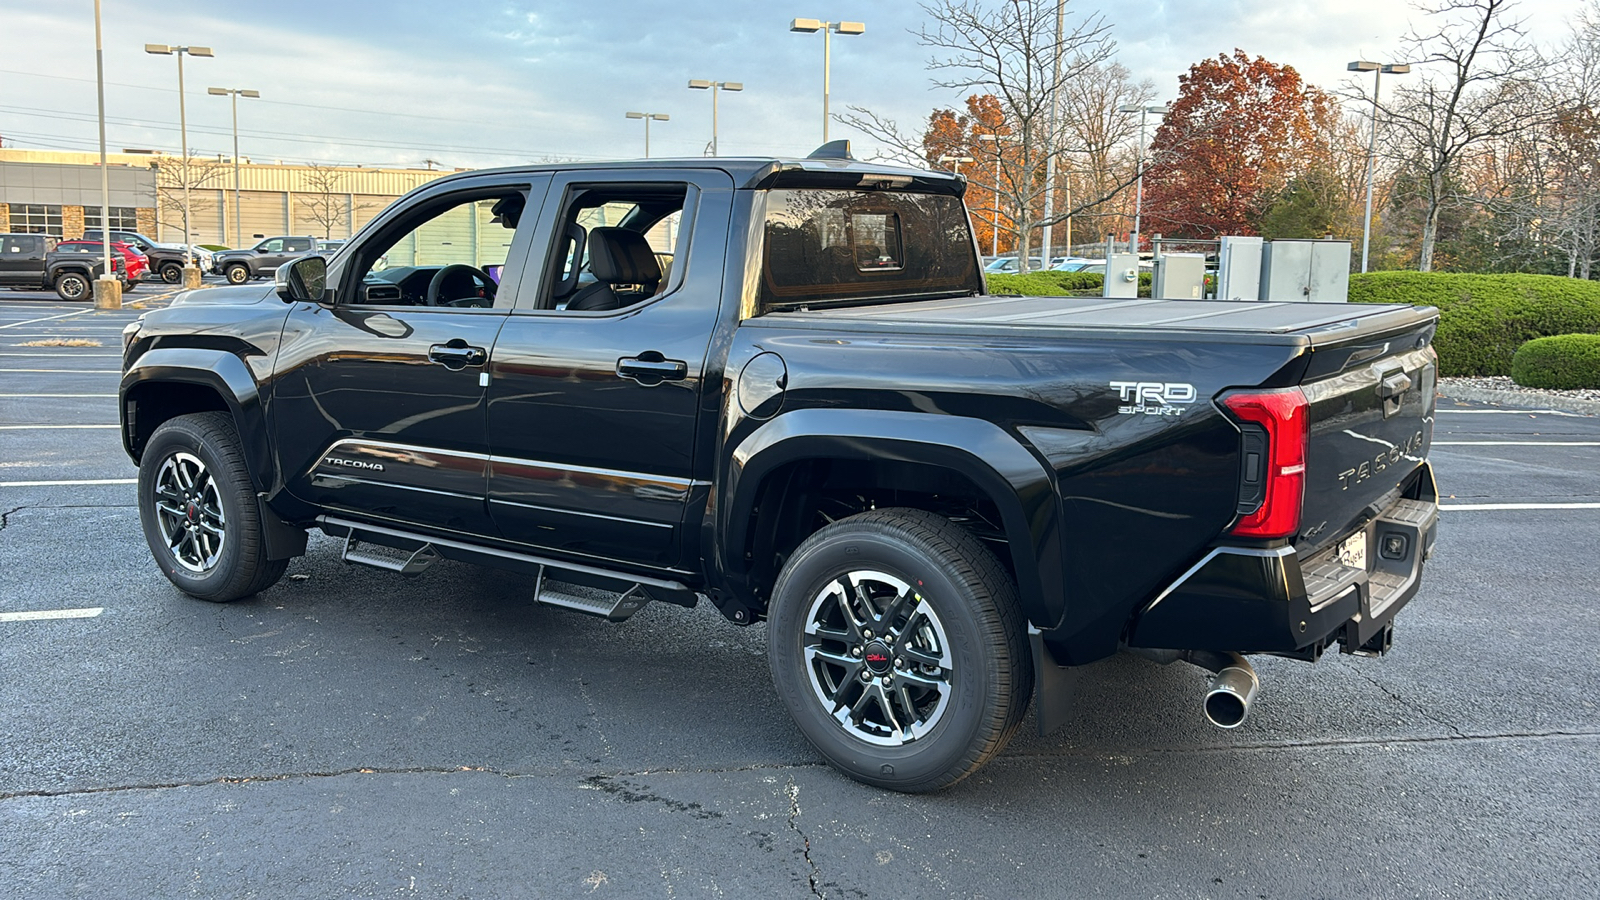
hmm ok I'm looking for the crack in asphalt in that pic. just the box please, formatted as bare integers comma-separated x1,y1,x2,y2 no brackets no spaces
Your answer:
2,728,1596,803
0,506,23,533
1351,666,1470,740
785,779,825,899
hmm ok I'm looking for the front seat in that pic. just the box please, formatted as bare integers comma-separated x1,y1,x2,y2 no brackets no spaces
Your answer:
565,227,662,312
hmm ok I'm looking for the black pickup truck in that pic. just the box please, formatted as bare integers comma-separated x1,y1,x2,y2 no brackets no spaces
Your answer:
0,233,125,299
119,147,1440,791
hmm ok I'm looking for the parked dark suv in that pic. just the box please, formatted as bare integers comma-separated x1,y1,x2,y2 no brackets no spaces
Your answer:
80,230,191,284
213,236,316,284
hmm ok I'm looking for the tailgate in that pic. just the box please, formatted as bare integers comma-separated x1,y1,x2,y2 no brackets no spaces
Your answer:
1296,317,1437,556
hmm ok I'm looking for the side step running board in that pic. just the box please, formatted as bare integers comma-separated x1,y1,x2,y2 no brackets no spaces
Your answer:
534,568,654,622
341,531,441,576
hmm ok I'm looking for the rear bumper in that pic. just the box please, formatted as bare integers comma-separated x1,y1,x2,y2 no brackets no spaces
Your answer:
1124,488,1438,656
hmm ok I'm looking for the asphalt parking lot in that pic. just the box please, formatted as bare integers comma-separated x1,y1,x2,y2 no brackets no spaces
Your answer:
2,289,1597,899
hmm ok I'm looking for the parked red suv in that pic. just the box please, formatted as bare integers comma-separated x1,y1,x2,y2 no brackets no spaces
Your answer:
55,240,146,289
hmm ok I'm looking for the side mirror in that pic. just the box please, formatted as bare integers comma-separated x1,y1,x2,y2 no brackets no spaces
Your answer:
276,255,327,303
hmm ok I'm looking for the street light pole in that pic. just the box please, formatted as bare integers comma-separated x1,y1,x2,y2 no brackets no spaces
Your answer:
625,111,669,158
208,87,259,249
146,43,212,286
92,0,119,308
688,80,743,156
1348,61,1410,273
789,18,865,144
1117,102,1167,253
1041,0,1065,266
978,133,1020,258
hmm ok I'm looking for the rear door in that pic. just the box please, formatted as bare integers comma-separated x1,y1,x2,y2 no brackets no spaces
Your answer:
483,169,733,567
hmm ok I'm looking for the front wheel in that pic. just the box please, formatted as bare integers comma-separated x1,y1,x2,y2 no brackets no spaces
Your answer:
224,263,250,285
137,412,287,602
160,262,184,284
767,508,1031,792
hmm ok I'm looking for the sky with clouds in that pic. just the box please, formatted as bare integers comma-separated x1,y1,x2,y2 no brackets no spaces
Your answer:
0,0,1587,170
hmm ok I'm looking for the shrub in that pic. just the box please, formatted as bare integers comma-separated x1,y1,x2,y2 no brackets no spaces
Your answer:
1510,334,1600,389
1348,272,1600,377
986,270,1151,298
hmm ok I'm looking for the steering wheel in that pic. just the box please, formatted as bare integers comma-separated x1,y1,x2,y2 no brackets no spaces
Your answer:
424,264,497,308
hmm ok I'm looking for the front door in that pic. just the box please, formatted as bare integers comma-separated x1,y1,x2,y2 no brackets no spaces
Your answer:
272,176,549,536
484,170,733,568
0,235,45,285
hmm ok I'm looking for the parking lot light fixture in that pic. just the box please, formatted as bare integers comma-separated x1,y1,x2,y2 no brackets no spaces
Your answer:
146,42,213,281
1348,60,1411,273
789,18,865,143
688,80,742,157
937,155,974,175
625,111,670,158
1117,102,1168,253
208,87,260,249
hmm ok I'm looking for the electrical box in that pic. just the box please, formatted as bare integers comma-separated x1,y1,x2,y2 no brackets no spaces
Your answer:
1153,253,1206,300
1100,253,1141,299
1216,236,1263,301
1260,240,1352,302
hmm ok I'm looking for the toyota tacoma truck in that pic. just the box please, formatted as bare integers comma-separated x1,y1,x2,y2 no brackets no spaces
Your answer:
119,145,1440,792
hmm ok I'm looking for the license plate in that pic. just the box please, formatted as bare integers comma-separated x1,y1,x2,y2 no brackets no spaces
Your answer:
1338,531,1368,570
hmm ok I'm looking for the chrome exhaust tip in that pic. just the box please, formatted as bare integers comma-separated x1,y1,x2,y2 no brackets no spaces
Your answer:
1203,655,1259,729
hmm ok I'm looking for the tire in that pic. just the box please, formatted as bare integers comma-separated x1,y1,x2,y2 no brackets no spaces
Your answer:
54,271,90,301
160,263,183,284
123,281,137,293
767,508,1031,792
224,263,250,285
137,412,288,602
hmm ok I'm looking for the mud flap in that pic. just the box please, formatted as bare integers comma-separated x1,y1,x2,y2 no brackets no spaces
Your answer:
1030,626,1083,735
258,496,308,561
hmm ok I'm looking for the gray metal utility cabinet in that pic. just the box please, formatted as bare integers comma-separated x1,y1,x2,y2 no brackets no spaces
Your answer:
1216,236,1263,301
1100,253,1141,299
1260,240,1351,302
1153,253,1206,300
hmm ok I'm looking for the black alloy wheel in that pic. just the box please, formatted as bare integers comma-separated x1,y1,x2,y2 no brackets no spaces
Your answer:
54,271,89,301
225,263,250,285
161,262,184,284
767,508,1031,792
137,412,288,602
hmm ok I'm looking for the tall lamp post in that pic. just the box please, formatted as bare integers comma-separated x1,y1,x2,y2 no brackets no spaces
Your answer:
937,155,974,175
687,80,742,157
207,87,259,250
624,111,670,158
1348,61,1410,273
145,42,213,288
1117,102,1167,253
977,133,1020,258
788,18,865,144
91,0,119,308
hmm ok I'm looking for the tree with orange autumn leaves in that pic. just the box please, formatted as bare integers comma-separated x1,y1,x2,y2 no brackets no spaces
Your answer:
1141,50,1338,239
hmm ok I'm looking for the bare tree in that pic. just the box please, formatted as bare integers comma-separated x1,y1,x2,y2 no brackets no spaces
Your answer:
152,155,226,244
297,163,351,240
1055,60,1153,240
1370,0,1546,271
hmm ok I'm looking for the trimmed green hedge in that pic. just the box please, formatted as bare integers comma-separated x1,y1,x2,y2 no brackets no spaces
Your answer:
986,270,1151,297
1511,334,1600,389
1348,272,1600,377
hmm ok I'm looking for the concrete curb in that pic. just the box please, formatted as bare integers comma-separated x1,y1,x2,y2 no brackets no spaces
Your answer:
1438,384,1600,416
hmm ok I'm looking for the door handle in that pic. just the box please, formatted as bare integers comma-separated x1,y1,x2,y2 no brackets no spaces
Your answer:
428,338,488,370
617,351,688,386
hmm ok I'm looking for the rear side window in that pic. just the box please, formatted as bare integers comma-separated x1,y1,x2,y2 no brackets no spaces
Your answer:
759,189,978,311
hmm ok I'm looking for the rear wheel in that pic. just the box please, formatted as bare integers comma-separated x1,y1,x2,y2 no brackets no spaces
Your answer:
138,412,287,602
54,271,89,301
767,508,1031,792
225,263,250,285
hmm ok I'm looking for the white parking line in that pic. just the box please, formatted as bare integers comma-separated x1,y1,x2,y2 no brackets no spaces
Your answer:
0,393,117,398
1436,409,1589,417
0,424,119,430
1434,441,1600,446
0,309,92,330
0,369,120,374
0,608,104,623
1441,502,1600,511
0,354,122,358
0,478,135,487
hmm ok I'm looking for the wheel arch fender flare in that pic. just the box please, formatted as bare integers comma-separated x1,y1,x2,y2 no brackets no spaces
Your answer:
119,348,275,494
717,408,1065,628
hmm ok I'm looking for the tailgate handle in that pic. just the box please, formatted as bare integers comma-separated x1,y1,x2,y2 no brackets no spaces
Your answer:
1379,371,1413,400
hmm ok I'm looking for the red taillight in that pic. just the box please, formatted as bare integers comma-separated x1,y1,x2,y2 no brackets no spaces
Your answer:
1223,387,1308,539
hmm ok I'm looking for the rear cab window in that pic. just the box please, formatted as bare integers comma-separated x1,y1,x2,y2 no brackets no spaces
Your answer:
757,189,980,313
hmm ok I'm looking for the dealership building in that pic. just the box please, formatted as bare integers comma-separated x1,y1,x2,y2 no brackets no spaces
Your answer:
0,148,451,248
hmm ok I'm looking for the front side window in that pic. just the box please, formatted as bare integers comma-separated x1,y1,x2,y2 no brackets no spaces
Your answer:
351,191,526,309
259,239,285,252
